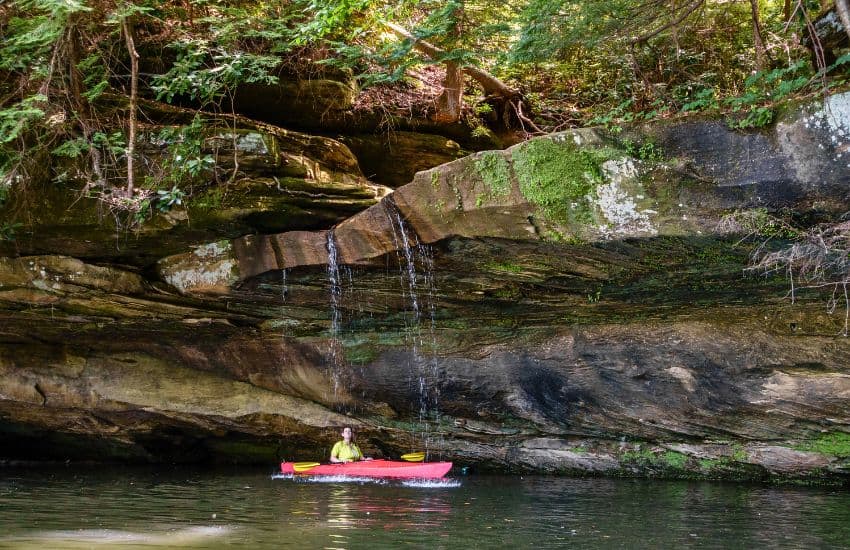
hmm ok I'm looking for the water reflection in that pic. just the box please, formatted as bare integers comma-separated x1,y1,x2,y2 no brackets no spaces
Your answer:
327,485,357,533
512,477,850,549
1,526,229,549
0,468,847,549
317,482,454,548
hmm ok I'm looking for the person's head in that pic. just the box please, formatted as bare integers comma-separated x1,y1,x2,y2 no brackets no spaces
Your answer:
341,426,354,443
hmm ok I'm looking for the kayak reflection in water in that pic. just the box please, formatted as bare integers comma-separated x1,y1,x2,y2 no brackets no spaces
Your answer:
329,426,372,463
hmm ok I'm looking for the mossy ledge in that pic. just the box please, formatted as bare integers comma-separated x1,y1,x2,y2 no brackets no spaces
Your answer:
511,136,621,226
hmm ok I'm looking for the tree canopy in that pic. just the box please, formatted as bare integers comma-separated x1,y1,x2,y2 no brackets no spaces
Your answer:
0,0,848,229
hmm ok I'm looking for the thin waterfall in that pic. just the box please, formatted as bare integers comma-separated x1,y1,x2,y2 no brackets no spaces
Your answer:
383,198,441,456
277,268,288,339
322,204,441,449
395,208,420,321
385,202,420,327
327,230,342,336
326,230,343,398
418,240,440,419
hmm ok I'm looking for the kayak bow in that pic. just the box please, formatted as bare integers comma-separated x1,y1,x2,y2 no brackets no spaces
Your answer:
280,459,452,479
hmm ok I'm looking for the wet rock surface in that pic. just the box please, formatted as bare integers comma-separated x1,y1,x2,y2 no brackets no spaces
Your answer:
1,93,850,483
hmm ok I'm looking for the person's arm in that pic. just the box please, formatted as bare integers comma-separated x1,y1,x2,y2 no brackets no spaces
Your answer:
355,444,371,461
330,441,342,463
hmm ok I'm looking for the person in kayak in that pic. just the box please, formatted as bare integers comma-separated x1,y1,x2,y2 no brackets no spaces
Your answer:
329,426,370,463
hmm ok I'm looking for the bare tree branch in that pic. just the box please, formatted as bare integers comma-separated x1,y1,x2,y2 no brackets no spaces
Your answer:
750,0,770,69
628,0,705,45
382,21,517,97
122,13,140,197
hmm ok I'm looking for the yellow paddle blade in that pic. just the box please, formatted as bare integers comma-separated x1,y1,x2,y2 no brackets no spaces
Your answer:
292,461,321,472
401,452,425,462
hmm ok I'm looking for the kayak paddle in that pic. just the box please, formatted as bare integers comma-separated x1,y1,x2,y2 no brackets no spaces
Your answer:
401,452,425,462
292,461,321,472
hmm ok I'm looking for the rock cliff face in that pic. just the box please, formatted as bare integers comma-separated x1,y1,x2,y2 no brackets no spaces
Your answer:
1,93,850,483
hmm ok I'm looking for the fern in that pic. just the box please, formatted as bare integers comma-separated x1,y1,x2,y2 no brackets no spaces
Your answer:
0,0,91,72
0,96,47,144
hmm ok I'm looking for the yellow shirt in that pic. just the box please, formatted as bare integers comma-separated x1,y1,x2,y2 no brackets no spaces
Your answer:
331,440,362,461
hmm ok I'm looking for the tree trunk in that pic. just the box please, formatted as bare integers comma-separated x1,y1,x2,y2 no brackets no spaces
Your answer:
750,0,768,70
435,61,463,122
783,0,791,22
433,4,463,123
383,21,518,99
122,15,140,197
382,20,538,132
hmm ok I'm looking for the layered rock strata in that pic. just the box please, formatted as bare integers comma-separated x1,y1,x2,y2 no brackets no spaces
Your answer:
1,93,850,482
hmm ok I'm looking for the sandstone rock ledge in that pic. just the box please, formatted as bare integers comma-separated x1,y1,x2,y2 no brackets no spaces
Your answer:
2,93,850,483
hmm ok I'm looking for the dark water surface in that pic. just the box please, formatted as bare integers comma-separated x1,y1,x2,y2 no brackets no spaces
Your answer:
0,467,848,548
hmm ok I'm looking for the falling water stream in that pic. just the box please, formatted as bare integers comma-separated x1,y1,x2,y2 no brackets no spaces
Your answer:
326,230,344,398
384,199,442,456
326,231,342,336
321,201,442,453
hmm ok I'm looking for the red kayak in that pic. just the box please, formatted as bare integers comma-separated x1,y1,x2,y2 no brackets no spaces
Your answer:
280,459,452,479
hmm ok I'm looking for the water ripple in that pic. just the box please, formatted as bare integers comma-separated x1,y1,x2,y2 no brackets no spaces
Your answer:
1,469,848,549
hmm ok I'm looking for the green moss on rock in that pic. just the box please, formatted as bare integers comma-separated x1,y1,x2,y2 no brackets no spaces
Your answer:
474,151,512,198
794,432,850,457
341,336,380,365
190,187,225,211
663,450,688,468
510,137,619,226
484,261,524,273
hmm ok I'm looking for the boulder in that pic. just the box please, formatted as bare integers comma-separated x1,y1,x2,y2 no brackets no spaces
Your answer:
341,131,467,187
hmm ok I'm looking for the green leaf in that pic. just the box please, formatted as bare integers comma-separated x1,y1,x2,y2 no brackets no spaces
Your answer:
52,138,91,158
106,3,154,24
0,96,47,144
